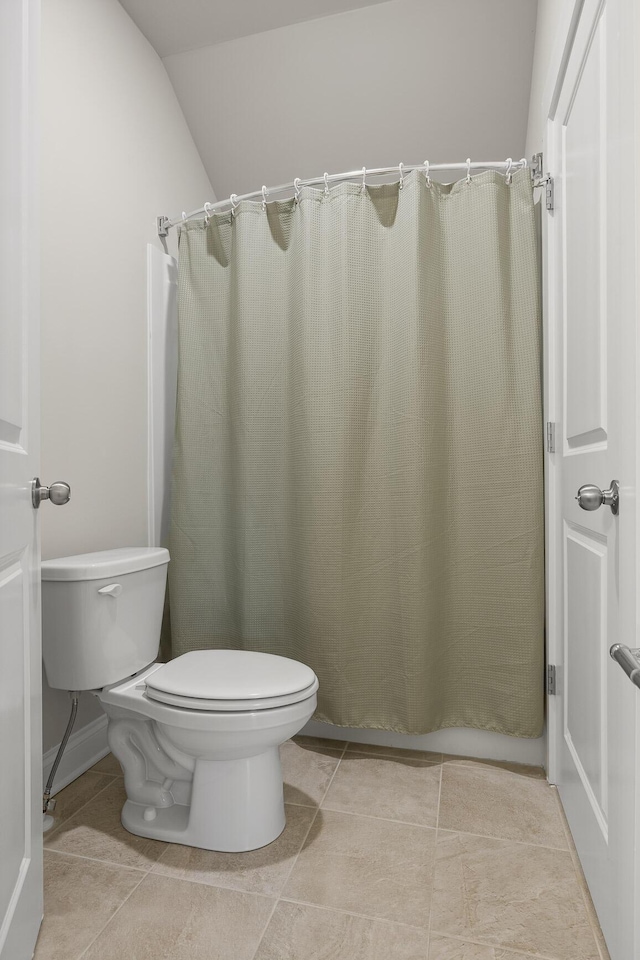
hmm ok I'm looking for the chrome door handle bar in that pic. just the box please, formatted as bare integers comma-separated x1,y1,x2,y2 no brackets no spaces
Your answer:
610,644,640,689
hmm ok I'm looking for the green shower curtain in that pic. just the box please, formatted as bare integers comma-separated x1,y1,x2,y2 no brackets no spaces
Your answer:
169,168,544,738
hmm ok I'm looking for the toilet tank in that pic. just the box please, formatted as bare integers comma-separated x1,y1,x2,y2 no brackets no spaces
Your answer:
41,547,169,691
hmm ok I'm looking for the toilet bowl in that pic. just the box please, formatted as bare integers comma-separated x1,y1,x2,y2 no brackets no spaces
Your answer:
41,548,318,851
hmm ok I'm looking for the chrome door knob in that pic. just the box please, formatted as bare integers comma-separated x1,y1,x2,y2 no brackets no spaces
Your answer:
31,478,71,509
576,480,619,515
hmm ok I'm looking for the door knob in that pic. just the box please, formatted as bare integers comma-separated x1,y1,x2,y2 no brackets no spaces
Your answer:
576,480,619,515
31,478,71,509
610,644,640,689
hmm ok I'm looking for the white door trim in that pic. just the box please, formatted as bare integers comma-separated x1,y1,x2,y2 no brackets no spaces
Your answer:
0,1,43,957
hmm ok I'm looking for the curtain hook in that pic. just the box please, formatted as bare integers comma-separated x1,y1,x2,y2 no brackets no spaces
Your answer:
204,202,212,226
465,159,472,185
323,172,329,197
262,185,268,211
505,158,513,185
229,194,238,219
520,157,528,170
361,166,366,194
423,160,431,188
398,162,404,190
294,177,302,203
181,211,187,221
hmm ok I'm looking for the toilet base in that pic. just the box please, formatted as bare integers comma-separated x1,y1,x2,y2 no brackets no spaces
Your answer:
121,747,287,852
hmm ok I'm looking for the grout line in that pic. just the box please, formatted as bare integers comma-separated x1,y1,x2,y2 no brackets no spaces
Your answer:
148,863,281,897
75,867,151,960
43,847,149,874
285,802,572,854
429,929,559,959
316,740,348,806
441,756,546,776
319,803,438,831
433,823,571,854
248,896,280,960
342,752,442,768
73,839,269,960
44,775,120,842
550,787,610,960
425,756,443,949
249,739,349,960
145,869,275,900
344,743,444,762
278,896,430,933
248,743,338,960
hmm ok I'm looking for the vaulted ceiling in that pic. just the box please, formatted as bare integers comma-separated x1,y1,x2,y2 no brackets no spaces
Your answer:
117,0,538,207
118,0,391,57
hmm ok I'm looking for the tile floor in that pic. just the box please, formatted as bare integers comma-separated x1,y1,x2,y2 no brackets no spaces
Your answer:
35,738,610,960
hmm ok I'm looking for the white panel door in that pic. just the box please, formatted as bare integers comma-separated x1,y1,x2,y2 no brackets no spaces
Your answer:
547,1,639,958
0,1,43,958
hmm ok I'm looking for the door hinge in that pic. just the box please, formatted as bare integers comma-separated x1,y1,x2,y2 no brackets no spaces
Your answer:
547,664,557,696
545,177,554,212
546,421,556,453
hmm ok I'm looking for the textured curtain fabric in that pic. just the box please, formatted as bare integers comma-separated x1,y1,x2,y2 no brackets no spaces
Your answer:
169,169,544,737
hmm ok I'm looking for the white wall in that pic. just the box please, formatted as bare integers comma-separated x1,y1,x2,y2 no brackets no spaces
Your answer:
163,0,538,201
40,0,213,752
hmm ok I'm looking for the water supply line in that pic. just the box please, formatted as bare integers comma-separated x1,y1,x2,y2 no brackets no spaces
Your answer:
43,690,80,829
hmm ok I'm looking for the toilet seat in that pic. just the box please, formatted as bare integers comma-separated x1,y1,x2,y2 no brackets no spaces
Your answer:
144,649,318,712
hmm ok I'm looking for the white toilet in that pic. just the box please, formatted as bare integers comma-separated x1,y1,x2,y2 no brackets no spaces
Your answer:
41,547,318,852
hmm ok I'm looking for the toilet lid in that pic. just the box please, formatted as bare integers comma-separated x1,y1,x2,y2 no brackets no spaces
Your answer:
145,650,318,712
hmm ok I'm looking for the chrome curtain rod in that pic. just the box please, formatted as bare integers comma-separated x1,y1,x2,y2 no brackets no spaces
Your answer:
157,157,532,237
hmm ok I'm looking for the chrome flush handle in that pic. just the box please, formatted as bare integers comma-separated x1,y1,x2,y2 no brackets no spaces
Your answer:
576,480,619,515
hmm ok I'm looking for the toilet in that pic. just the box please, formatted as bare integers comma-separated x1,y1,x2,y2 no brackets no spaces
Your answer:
41,547,318,852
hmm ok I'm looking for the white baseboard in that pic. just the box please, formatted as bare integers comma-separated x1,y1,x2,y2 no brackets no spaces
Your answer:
42,715,110,797
302,720,546,767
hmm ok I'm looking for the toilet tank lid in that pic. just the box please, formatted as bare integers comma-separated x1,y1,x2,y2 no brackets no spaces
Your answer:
41,547,170,581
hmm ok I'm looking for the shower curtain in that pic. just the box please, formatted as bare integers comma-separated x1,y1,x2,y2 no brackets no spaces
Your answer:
169,168,544,738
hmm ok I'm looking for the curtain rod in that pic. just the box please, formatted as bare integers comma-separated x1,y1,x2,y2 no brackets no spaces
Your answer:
157,158,532,237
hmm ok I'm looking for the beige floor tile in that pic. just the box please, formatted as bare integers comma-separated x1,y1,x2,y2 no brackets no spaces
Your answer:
34,851,144,960
555,795,610,960
345,742,442,763
323,752,441,827
280,740,342,806
45,778,167,871
428,935,535,958
82,873,274,960
443,757,546,779
431,831,600,960
152,803,316,896
439,763,567,848
283,809,436,928
294,735,347,751
255,900,430,960
90,752,124,777
46,771,115,829
577,873,611,960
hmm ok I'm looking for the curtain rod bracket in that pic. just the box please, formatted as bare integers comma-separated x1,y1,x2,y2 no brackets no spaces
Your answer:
157,216,170,238
530,152,543,181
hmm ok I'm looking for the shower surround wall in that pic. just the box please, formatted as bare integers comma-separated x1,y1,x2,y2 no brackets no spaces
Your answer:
40,0,213,769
